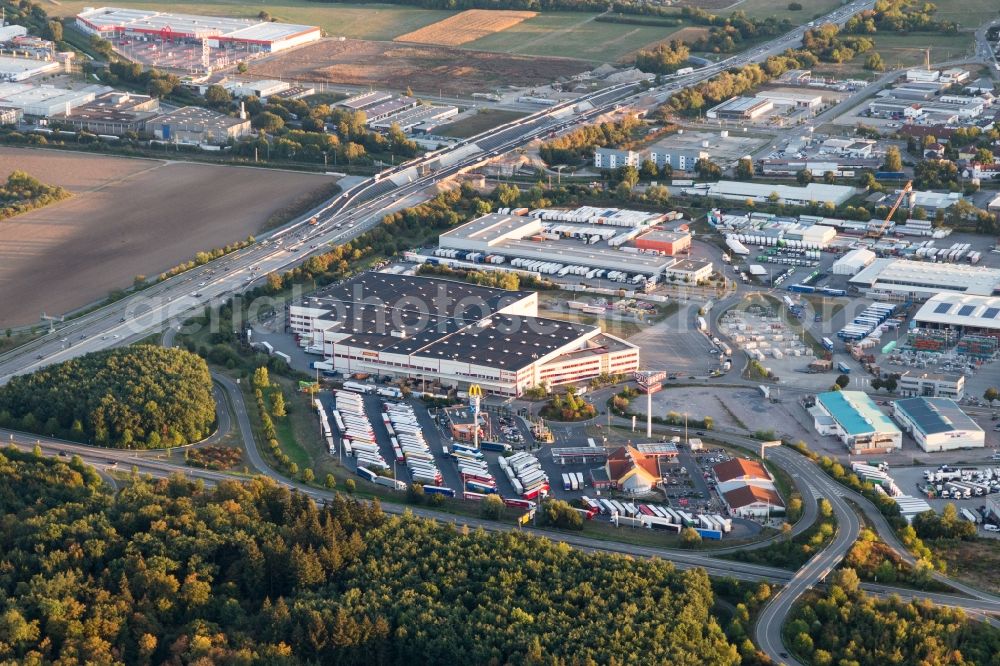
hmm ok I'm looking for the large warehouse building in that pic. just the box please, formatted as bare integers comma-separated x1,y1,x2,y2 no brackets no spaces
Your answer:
0,55,61,82
813,391,902,454
706,96,773,120
914,293,1000,334
0,82,109,116
289,273,640,396
892,397,984,452
852,259,1000,301
434,210,712,283
684,181,857,207
76,7,321,53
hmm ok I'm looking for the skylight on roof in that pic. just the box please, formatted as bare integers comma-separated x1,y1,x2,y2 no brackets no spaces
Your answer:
933,303,952,314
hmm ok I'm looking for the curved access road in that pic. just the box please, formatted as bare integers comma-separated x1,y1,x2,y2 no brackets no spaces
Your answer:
754,447,862,665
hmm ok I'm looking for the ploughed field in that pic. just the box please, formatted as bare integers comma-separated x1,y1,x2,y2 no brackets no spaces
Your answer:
0,148,337,328
249,38,589,95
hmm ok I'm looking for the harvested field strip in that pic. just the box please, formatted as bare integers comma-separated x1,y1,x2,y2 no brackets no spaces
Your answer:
394,9,536,47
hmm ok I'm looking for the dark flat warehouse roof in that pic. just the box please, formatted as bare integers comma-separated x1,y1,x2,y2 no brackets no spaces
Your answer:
311,272,532,321
895,397,982,435
310,273,596,371
415,314,593,370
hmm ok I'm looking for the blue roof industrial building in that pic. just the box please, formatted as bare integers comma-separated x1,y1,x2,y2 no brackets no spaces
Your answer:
812,391,902,454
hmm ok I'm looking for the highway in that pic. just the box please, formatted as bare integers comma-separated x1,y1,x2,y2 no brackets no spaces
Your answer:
0,0,874,386
975,19,1000,80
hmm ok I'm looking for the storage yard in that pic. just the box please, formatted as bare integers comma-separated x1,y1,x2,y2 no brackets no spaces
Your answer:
718,300,815,373
0,148,338,328
322,382,761,539
852,461,1000,534
248,37,591,95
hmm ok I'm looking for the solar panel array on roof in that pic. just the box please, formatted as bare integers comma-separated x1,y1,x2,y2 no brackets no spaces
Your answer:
958,305,976,316
933,302,952,314
895,397,982,435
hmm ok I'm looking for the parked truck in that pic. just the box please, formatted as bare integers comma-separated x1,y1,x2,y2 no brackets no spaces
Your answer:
480,440,512,453
374,476,407,491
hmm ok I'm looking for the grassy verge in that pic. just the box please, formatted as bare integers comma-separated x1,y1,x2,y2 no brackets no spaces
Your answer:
0,329,46,355
436,110,528,139
928,538,1000,595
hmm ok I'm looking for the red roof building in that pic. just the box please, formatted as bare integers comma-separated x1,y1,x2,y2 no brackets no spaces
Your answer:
722,485,784,519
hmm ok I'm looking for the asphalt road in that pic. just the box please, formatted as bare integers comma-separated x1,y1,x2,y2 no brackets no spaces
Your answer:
0,0,875,387
5,412,1000,621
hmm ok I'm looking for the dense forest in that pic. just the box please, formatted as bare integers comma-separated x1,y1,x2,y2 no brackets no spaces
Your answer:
0,346,215,448
0,170,71,221
0,450,740,664
786,568,1000,665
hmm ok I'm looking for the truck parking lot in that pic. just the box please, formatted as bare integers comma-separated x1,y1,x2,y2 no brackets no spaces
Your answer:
320,384,765,540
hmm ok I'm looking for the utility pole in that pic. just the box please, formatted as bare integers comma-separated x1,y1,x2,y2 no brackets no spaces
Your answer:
646,390,652,439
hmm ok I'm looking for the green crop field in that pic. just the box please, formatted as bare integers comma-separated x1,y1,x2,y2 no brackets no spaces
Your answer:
928,0,1000,29
467,12,693,62
739,0,845,23
50,1,455,42
809,32,973,77
436,109,528,138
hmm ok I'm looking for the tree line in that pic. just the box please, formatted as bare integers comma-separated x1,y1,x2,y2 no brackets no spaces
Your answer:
661,51,817,116
801,23,874,64
0,346,215,448
416,262,556,292
539,115,644,165
0,450,742,664
678,8,794,54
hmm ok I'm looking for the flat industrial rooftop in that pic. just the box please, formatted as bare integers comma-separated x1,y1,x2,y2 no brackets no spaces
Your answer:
77,7,317,40
304,273,597,371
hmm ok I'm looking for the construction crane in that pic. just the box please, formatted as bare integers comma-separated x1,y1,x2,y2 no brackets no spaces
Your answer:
866,180,912,239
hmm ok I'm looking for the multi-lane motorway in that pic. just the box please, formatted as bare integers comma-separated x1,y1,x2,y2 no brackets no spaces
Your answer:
0,0,874,386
